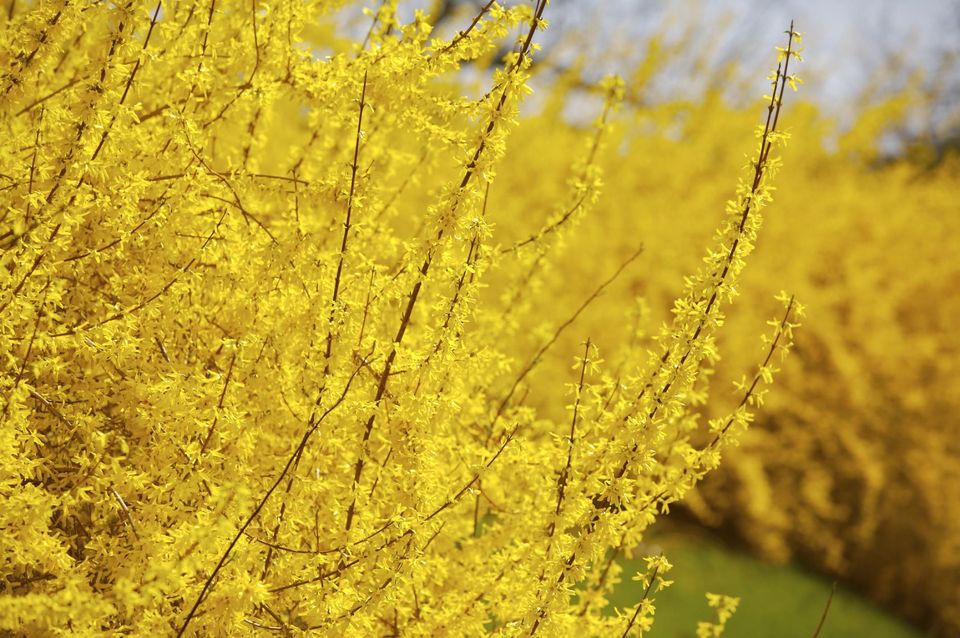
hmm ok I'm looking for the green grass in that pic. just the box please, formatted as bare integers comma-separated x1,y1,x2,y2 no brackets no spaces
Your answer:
607,529,922,638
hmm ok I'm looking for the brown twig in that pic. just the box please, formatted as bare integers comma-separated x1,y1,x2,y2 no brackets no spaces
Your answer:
811,581,837,638
436,0,496,57
611,24,798,481
491,245,643,429
174,350,370,637
620,562,661,637
344,0,548,532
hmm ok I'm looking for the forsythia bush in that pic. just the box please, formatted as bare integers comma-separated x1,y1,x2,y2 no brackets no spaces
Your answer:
488,33,960,636
0,1,805,636
696,109,960,636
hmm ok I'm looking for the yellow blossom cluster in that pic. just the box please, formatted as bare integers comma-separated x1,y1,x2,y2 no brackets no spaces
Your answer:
695,593,740,638
1,2,803,636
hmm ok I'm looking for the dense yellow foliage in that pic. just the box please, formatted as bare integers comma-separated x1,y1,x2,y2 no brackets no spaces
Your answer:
0,1,812,636
490,33,960,638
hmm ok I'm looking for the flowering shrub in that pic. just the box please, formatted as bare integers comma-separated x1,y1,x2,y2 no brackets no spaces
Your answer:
0,1,803,635
694,109,960,636
488,28,960,636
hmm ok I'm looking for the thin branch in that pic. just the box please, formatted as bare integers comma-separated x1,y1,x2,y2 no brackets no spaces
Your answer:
111,488,141,540
620,562,661,638
611,24,798,480
174,350,370,637
436,0,496,57
344,0,547,530
492,245,643,427
811,581,837,638
1,279,49,423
